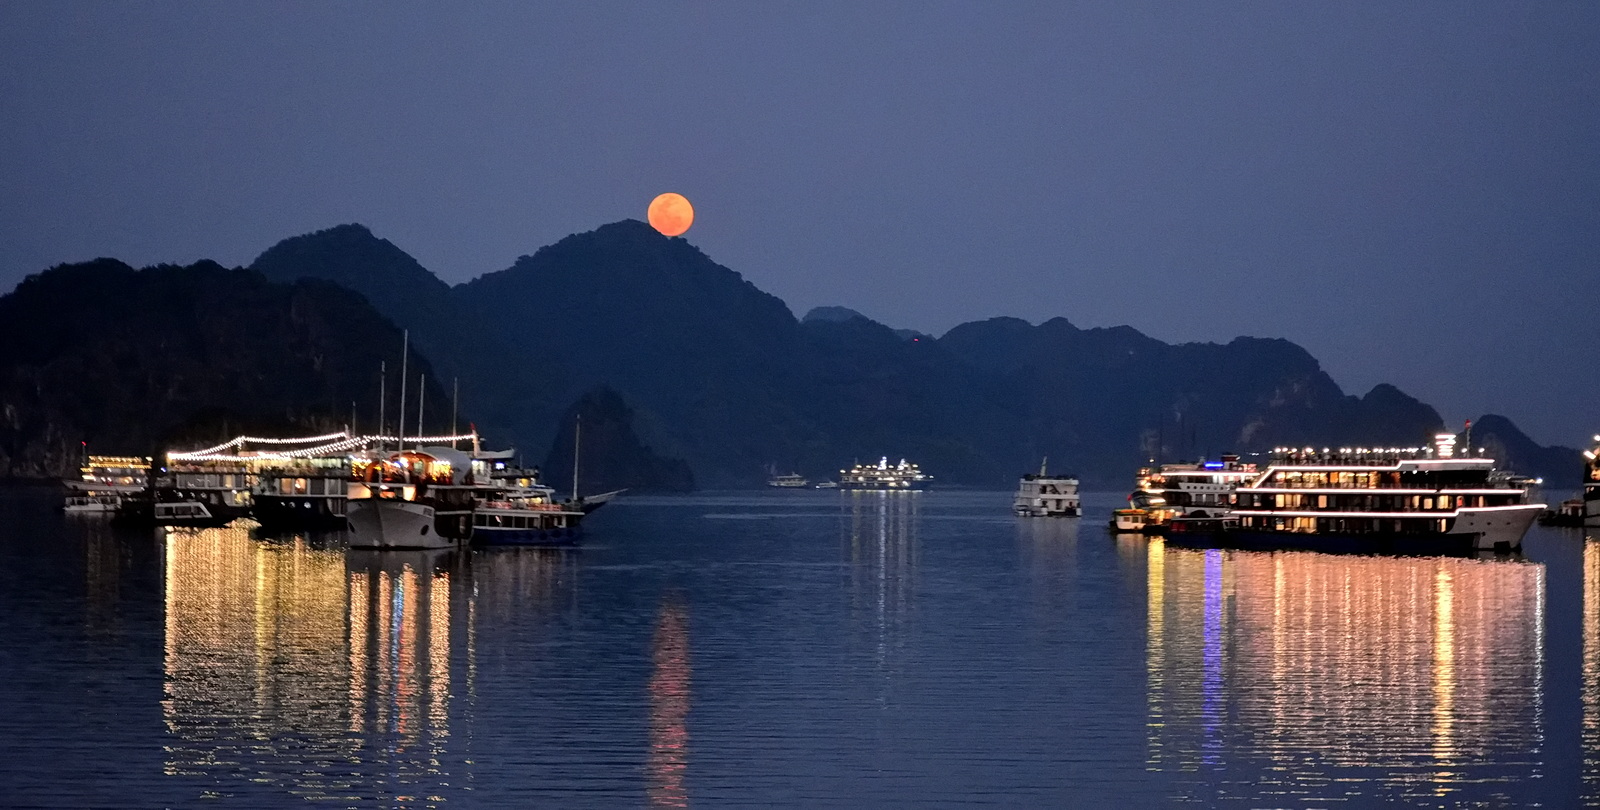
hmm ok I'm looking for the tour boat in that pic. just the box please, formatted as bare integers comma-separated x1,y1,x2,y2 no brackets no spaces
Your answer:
838,457,931,490
1110,508,1148,532
1013,458,1081,517
347,445,505,550
252,456,352,531
472,481,586,546
768,471,810,488
62,455,149,514
1168,435,1545,554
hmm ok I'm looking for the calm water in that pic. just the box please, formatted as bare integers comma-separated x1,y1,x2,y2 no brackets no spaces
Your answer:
0,486,1596,808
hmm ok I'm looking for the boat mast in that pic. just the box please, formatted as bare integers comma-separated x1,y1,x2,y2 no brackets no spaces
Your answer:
1040,456,1048,477
417,372,426,438
571,414,582,501
451,377,459,440
397,329,408,453
378,361,386,449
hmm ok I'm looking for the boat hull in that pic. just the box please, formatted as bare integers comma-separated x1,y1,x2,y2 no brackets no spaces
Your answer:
346,498,457,550
1165,505,1542,555
473,525,583,547
252,494,348,531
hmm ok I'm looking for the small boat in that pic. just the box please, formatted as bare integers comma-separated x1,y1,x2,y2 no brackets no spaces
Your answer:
768,471,810,488
1110,508,1148,533
813,480,839,489
473,487,586,547
62,454,149,514
1013,458,1081,517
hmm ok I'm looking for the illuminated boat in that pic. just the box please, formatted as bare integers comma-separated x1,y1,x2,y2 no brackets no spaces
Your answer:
1013,458,1080,517
472,481,586,546
767,471,810,488
838,457,931,491
1170,434,1546,554
62,455,149,514
347,445,505,550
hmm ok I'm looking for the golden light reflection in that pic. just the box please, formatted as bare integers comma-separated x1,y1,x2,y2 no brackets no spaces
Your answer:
648,595,691,808
1147,546,1543,802
161,528,459,802
1583,537,1600,799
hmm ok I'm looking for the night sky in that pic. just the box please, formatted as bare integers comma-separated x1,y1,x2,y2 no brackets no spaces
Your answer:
2,3,1595,444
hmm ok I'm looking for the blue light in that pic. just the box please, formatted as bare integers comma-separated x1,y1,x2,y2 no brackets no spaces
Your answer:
1203,461,1224,470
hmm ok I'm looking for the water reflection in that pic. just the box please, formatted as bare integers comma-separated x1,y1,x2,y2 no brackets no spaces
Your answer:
160,527,460,804
1585,536,1600,804
1147,541,1544,804
842,491,920,681
648,595,691,808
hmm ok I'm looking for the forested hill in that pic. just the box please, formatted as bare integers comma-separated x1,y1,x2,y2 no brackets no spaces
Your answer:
0,259,443,478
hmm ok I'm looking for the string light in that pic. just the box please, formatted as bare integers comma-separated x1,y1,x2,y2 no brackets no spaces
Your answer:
169,432,481,462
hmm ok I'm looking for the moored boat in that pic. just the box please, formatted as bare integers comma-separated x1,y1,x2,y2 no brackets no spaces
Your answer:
1166,435,1545,554
1585,434,1600,529
1013,458,1080,517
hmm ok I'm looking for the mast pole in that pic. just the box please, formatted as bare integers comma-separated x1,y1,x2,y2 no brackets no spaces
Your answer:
571,414,581,502
397,330,408,453
418,372,426,438
378,361,386,449
451,377,459,441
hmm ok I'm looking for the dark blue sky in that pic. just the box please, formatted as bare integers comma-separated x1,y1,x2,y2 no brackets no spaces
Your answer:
2,3,1596,444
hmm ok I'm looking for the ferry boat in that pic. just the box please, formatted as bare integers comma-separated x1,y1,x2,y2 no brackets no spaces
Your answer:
62,455,149,513
472,479,586,546
1013,458,1081,517
1170,435,1545,554
347,445,499,550
768,471,810,488
1586,434,1600,529
838,457,931,491
252,456,352,530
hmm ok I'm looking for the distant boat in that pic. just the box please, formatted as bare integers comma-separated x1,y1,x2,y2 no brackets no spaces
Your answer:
812,480,839,490
768,471,810,488
838,457,930,491
1586,433,1600,528
62,454,149,514
1013,458,1080,517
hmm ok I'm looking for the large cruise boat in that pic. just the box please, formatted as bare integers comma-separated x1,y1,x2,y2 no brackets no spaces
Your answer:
1168,435,1545,553
62,455,149,513
1012,458,1081,517
1115,455,1259,533
838,457,931,491
346,443,505,550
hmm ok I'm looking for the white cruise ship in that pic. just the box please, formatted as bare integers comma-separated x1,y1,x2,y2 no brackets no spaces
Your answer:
1013,459,1080,517
838,457,930,490
1585,434,1600,528
1168,434,1545,553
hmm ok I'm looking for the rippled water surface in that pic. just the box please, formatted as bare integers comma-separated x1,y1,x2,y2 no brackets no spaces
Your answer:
1,486,1596,807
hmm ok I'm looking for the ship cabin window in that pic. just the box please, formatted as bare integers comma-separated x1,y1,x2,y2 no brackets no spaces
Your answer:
1317,495,1327,509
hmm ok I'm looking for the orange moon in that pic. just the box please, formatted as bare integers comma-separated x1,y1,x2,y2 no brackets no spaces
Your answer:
647,193,694,236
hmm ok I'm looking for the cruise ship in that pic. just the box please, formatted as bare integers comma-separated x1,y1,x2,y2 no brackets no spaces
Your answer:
62,455,149,513
1167,434,1545,553
1012,458,1080,517
1111,455,1259,533
838,457,931,490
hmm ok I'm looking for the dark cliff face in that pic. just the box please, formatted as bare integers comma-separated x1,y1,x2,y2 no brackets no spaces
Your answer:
0,259,442,478
540,386,695,494
251,223,452,326
1462,414,1584,490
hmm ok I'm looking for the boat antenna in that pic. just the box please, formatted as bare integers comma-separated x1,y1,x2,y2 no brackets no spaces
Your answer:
417,372,426,439
378,361,386,449
451,377,459,440
571,413,582,502
397,329,409,453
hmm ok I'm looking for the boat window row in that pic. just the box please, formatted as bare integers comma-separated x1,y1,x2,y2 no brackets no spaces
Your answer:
473,513,559,529
1264,470,1503,490
1240,492,1516,510
1238,515,1452,535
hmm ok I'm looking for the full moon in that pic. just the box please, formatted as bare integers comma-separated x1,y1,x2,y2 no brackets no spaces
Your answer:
647,193,694,236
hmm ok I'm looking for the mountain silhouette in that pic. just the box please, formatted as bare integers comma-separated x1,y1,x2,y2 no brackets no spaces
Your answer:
4,221,1583,491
